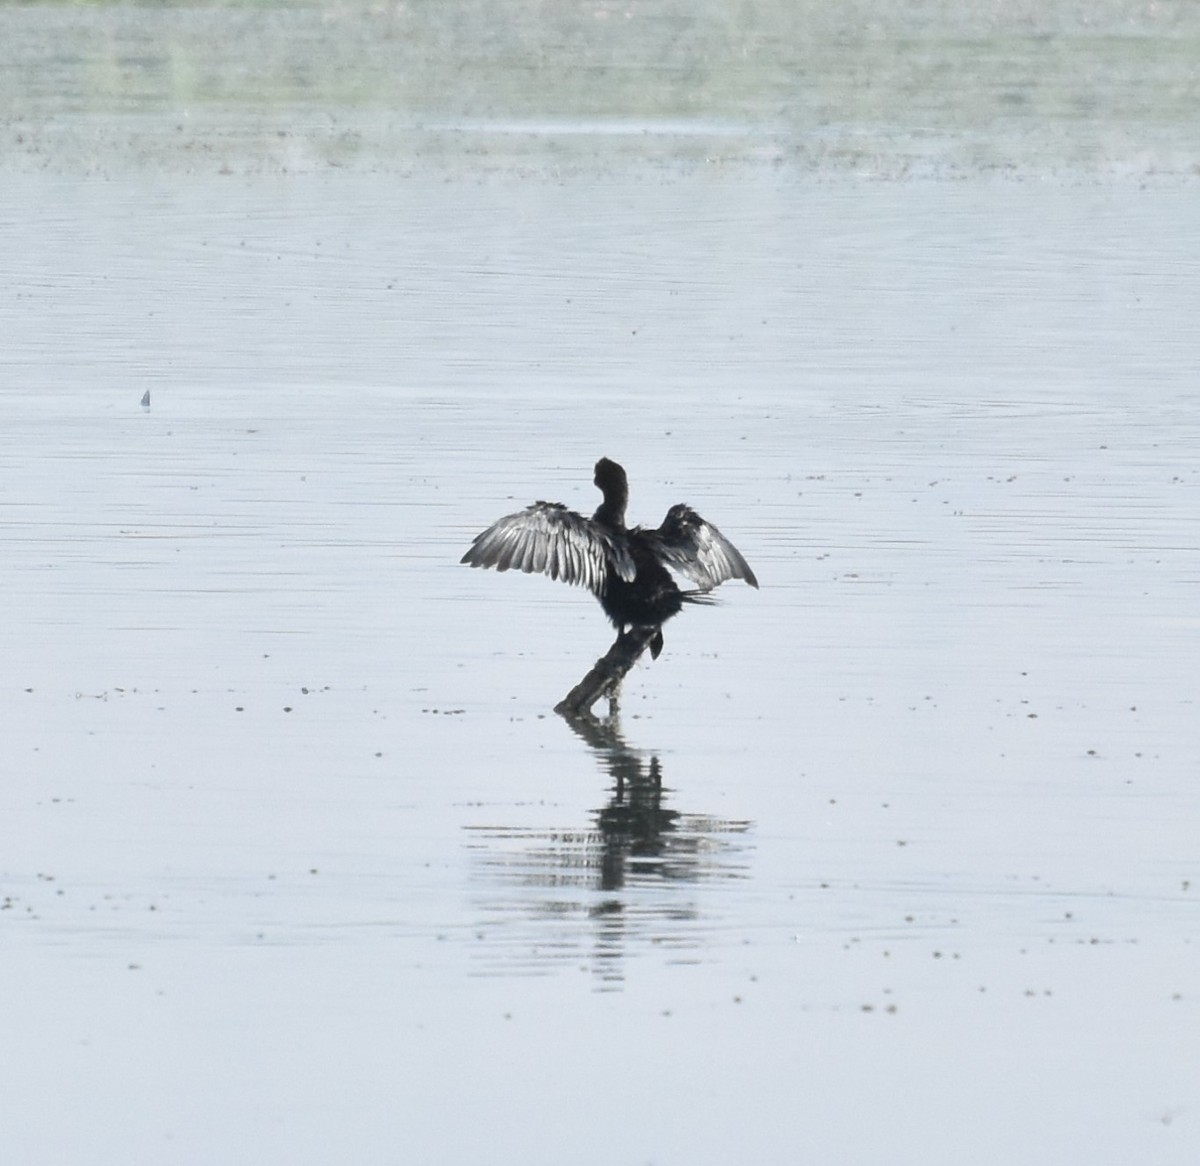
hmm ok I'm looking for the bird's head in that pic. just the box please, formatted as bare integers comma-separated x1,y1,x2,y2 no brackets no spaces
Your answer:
594,457,627,492
592,458,629,526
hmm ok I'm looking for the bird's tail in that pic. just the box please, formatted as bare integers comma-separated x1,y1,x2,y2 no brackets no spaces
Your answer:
680,589,719,607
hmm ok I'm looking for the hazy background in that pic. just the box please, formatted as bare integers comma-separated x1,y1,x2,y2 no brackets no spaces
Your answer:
4,0,1200,176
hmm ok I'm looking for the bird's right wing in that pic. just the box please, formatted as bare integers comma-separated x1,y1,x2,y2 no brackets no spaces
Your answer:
643,503,759,591
461,502,635,596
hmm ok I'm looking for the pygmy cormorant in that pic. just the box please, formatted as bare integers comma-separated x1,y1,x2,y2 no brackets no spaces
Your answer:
461,458,758,659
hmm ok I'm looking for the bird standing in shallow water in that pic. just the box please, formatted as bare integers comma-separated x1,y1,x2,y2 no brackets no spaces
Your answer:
461,458,757,659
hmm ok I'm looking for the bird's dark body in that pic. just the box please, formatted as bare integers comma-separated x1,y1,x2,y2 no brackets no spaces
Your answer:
462,457,756,660
599,536,684,630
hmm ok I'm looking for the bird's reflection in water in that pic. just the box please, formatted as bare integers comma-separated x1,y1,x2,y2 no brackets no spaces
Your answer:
465,709,753,989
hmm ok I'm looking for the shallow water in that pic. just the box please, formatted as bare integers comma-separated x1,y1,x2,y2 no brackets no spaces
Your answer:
4,166,1198,1165
4,4,1200,1162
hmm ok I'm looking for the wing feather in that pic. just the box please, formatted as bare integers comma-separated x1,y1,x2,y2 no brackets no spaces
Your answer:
642,504,758,591
462,501,623,597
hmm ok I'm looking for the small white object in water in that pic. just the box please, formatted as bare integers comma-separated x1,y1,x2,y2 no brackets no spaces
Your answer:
140,390,151,409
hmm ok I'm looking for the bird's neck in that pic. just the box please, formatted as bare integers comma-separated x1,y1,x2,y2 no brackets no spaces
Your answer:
593,497,627,530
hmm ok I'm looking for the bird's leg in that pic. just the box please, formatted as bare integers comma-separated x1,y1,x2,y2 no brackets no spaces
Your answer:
649,626,664,660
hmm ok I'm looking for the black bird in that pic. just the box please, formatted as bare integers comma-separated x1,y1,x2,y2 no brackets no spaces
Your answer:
461,458,757,659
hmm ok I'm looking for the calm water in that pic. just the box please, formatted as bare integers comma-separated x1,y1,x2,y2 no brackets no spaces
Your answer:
4,4,1200,1163
5,167,1198,1165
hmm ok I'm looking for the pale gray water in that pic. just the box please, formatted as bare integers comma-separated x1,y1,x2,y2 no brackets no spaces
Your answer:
4,5,1200,1164
5,167,1198,1166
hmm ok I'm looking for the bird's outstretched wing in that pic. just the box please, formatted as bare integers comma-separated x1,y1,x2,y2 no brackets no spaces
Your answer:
461,502,636,596
642,504,759,591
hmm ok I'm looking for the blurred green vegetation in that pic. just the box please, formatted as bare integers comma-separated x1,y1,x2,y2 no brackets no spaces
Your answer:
3,0,1198,172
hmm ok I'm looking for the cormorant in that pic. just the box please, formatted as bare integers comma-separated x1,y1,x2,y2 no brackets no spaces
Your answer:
461,458,757,659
